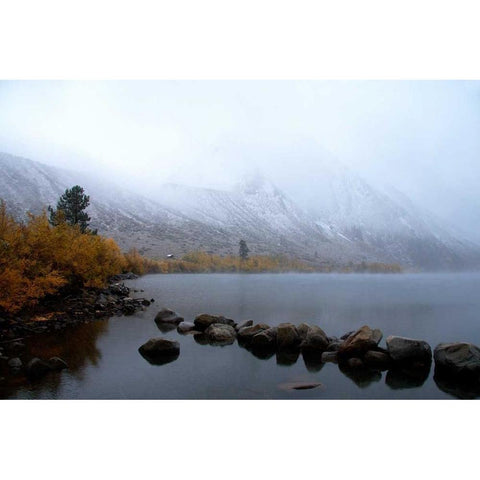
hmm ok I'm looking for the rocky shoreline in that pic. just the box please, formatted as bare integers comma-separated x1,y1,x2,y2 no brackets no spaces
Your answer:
144,309,480,398
0,273,154,382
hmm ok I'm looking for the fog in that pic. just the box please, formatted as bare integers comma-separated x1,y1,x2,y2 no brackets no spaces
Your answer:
1,80,479,241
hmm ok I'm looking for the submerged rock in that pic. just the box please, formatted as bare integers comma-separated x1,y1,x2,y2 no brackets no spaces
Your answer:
154,308,184,325
138,338,180,365
386,336,432,365
278,381,323,391
338,326,382,357
434,342,480,379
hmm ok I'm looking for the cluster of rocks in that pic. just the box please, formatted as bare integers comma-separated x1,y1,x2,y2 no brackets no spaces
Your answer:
0,279,153,341
142,309,480,397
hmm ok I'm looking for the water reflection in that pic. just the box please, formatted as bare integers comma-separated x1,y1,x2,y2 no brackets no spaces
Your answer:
0,320,109,399
276,350,300,366
338,362,382,388
302,352,325,372
385,363,431,390
138,350,179,366
434,370,480,399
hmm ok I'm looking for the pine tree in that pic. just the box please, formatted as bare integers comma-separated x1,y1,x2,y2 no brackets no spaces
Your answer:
239,239,249,260
49,185,93,233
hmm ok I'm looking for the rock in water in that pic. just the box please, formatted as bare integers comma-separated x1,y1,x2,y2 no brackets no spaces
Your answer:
235,320,254,332
300,326,329,354
177,322,197,334
48,357,68,371
434,342,480,379
386,336,432,364
27,358,51,379
250,328,277,350
155,308,184,325
194,314,235,331
338,325,383,357
276,323,300,351
204,324,237,345
138,338,180,365
237,324,271,344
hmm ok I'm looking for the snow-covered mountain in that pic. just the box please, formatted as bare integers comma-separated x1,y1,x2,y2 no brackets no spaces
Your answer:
1,151,479,270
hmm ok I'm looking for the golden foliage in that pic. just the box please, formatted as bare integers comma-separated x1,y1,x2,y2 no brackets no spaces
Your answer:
0,201,126,313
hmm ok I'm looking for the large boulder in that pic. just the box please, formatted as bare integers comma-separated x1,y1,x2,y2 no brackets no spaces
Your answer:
276,323,300,351
338,326,383,357
204,324,237,345
434,342,480,379
296,323,313,342
386,336,432,364
250,328,277,351
154,308,184,325
26,358,51,379
194,314,235,331
300,326,329,354
138,338,180,365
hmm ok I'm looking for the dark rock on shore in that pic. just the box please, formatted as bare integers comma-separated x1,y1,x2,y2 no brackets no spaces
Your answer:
386,336,432,365
204,324,237,345
138,338,180,365
155,308,184,325
338,325,382,357
8,357,22,368
434,342,480,379
194,314,235,331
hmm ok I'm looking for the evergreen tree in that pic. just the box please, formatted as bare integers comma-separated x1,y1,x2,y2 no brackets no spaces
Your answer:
239,239,249,260
48,185,93,233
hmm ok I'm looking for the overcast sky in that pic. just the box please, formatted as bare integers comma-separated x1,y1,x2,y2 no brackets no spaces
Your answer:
1,80,480,240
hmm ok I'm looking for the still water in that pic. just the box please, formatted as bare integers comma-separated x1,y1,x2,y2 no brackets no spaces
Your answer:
3,273,480,399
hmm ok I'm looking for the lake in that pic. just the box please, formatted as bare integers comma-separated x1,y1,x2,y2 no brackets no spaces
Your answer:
3,273,480,399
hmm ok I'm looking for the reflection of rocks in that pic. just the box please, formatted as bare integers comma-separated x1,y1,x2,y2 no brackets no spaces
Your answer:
385,363,431,390
302,352,325,372
338,360,382,388
364,350,392,370
386,336,432,365
276,350,300,366
193,333,210,346
138,338,180,365
434,371,480,399
204,324,236,346
156,322,178,333
338,326,382,357
434,342,480,379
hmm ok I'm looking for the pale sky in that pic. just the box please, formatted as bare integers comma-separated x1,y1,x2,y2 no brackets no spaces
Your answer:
1,80,479,240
